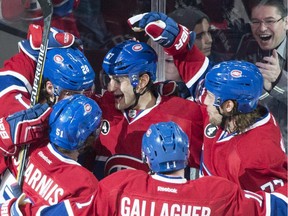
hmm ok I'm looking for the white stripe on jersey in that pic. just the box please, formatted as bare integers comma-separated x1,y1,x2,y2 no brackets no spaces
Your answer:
186,56,209,89
0,85,28,98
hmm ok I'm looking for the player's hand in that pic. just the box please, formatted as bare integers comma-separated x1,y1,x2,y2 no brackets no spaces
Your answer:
18,24,82,61
128,12,179,48
0,193,28,216
128,12,194,54
27,24,78,49
255,49,281,91
0,103,52,156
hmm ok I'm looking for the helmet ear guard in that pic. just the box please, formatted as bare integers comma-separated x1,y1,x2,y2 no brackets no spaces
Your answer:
129,72,140,88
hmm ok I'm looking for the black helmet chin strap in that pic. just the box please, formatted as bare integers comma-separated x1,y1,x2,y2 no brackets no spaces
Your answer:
217,102,239,132
128,86,148,110
216,106,223,116
128,81,153,110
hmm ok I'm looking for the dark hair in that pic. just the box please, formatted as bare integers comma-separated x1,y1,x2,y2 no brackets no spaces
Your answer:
168,6,210,31
245,0,287,19
38,78,54,106
221,101,265,133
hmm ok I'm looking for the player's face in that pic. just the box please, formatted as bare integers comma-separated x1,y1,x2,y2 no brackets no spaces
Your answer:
194,19,213,56
108,75,136,110
204,91,223,126
250,5,287,50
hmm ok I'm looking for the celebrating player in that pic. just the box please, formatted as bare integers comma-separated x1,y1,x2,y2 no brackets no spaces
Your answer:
86,40,204,180
0,22,98,205
94,121,287,215
0,94,102,212
8,121,287,215
130,11,287,193
0,23,95,154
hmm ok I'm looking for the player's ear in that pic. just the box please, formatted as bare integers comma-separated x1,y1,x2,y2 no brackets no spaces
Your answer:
135,73,150,93
138,73,150,88
223,100,235,113
284,16,288,30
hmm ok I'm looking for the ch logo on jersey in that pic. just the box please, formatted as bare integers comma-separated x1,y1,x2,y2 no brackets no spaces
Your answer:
104,154,149,176
204,123,218,138
101,120,110,135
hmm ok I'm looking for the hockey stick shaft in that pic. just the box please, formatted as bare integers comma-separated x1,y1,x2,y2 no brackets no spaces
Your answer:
17,0,53,189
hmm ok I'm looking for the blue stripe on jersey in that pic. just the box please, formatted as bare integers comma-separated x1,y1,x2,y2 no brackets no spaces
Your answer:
269,193,288,216
0,75,27,92
40,202,69,216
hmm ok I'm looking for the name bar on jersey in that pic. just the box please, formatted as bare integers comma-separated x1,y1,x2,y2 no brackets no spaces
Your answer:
121,197,211,216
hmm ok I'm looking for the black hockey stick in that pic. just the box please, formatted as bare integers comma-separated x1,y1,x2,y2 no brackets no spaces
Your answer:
17,0,53,189
0,22,27,39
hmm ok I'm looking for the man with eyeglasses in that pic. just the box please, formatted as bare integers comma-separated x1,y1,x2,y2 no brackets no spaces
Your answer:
237,0,287,150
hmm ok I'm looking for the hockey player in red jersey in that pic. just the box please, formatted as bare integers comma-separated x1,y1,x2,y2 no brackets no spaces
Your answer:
197,60,287,193
0,94,102,212
0,22,98,204
131,12,288,194
0,23,95,155
0,23,95,118
6,121,287,215
93,121,287,215
86,40,204,180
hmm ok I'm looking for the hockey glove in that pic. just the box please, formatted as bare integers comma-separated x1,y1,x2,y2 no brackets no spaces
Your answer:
18,24,81,61
128,12,195,55
156,80,191,99
0,193,27,216
0,103,52,156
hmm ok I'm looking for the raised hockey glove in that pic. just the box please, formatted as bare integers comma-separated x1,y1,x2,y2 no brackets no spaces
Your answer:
128,12,195,54
18,24,82,61
0,103,52,156
128,12,178,47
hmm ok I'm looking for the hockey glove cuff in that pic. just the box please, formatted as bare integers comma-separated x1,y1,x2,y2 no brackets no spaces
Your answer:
156,80,191,98
164,27,195,56
0,193,28,216
0,103,52,156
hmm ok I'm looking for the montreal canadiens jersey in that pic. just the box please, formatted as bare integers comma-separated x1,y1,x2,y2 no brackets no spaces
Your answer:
200,107,288,193
169,45,211,98
0,142,98,206
173,43,287,194
94,170,287,216
174,41,287,194
0,51,36,116
17,169,288,215
90,92,204,179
